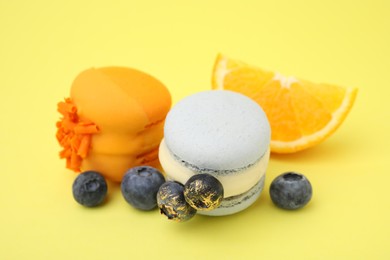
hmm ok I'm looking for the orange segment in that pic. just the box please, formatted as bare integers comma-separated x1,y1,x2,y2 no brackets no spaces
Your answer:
212,54,358,153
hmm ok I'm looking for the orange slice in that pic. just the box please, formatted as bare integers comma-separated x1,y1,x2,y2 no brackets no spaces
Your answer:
212,54,358,153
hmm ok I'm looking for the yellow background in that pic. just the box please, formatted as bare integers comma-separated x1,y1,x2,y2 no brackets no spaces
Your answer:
1,1,389,259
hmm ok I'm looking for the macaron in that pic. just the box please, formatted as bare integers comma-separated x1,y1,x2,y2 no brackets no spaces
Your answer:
56,67,171,182
159,90,270,216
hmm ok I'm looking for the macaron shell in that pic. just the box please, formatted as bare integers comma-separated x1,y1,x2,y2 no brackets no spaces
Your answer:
81,152,161,182
97,67,171,124
71,68,149,132
164,90,270,171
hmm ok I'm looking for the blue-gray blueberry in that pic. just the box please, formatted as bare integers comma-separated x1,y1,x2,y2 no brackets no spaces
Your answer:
121,166,165,211
269,172,312,210
72,171,108,207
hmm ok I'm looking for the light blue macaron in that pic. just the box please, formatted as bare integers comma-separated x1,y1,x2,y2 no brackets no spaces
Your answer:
162,90,271,215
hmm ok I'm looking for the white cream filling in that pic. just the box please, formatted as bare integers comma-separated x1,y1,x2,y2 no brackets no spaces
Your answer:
199,175,265,216
159,139,270,197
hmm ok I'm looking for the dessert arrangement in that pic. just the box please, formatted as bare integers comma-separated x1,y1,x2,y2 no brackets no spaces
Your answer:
56,54,357,222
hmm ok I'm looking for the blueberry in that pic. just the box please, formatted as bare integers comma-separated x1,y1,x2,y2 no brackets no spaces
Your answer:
157,181,196,222
72,171,108,207
121,166,165,211
184,174,224,211
269,172,313,210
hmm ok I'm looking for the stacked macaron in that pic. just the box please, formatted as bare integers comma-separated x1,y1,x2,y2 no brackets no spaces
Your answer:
159,90,271,216
56,67,171,182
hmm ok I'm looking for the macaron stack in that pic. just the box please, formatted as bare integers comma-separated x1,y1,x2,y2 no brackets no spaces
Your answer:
159,90,271,216
56,67,171,182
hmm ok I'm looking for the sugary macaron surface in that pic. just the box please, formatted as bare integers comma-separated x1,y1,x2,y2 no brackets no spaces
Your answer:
163,90,270,171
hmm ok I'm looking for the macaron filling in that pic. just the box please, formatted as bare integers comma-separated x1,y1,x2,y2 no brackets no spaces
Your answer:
198,175,266,216
160,139,269,197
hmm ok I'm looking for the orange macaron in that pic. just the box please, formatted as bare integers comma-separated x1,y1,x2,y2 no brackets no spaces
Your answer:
56,67,171,182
